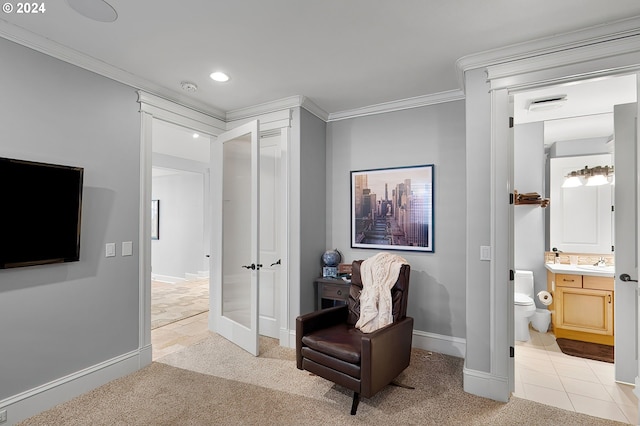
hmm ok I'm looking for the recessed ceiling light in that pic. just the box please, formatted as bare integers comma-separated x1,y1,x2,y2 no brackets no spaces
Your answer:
193,133,200,139
66,0,118,22
210,72,230,82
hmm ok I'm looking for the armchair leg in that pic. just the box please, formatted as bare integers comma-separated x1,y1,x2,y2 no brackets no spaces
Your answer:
350,392,360,415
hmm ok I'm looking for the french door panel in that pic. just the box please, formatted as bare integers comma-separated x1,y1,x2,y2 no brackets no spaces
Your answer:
212,120,260,356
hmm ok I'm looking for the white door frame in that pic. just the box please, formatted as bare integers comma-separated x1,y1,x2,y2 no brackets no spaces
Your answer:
138,92,293,356
486,42,640,402
137,91,225,363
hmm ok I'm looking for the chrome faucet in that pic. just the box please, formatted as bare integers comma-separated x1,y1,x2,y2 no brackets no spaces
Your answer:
593,257,606,267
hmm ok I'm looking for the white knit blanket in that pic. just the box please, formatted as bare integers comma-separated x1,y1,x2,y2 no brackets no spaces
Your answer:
355,252,407,333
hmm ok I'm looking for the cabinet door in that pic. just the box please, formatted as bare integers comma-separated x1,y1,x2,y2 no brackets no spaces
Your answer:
555,287,613,335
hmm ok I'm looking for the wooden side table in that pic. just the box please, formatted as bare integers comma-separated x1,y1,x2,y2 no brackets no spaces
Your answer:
314,277,350,310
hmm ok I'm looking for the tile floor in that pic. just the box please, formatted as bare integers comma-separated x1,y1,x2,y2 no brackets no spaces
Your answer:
515,329,638,424
151,310,211,360
152,314,638,424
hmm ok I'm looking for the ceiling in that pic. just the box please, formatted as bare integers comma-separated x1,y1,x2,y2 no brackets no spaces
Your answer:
2,0,640,120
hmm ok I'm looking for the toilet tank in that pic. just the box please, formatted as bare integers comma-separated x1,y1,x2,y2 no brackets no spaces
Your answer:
514,270,534,297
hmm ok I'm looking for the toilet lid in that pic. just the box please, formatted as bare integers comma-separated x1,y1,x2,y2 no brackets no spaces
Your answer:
514,293,534,305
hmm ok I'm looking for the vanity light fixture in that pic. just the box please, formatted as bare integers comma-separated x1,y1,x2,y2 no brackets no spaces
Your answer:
210,71,230,82
561,173,583,188
562,165,614,188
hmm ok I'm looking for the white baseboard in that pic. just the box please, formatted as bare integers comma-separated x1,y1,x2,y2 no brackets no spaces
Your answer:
151,274,186,283
411,330,466,358
462,363,510,402
0,347,151,425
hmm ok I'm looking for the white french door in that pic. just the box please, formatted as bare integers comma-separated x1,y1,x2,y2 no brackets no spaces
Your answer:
211,120,261,356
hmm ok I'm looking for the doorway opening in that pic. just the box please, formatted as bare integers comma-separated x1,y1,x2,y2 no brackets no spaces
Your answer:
511,73,637,421
150,119,212,360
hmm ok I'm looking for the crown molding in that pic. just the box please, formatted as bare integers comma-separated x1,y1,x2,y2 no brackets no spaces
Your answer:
327,90,465,122
0,19,227,121
300,96,330,122
455,15,640,92
486,33,640,91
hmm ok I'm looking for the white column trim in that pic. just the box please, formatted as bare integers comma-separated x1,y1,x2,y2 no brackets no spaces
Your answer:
139,111,153,358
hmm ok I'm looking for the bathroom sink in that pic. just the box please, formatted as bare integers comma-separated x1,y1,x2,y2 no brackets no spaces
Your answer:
577,265,615,273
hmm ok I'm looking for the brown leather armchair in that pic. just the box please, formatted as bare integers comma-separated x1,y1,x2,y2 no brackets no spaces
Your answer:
296,260,412,415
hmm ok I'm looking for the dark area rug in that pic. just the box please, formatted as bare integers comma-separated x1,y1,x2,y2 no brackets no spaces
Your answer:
556,338,614,363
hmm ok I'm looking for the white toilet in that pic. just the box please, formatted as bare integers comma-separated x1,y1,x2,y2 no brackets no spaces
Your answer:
514,270,536,341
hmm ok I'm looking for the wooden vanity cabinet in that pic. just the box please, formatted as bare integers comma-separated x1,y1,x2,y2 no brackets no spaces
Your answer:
549,271,614,346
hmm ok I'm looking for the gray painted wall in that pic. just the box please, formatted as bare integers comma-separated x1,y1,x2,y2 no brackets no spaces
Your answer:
326,102,466,338
514,122,547,305
152,170,206,279
298,108,328,316
0,38,140,400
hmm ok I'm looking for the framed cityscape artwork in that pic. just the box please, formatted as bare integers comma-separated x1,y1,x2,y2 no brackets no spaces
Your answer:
351,164,434,252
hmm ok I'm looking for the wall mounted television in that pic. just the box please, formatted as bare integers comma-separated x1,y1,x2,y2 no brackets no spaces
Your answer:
0,157,84,269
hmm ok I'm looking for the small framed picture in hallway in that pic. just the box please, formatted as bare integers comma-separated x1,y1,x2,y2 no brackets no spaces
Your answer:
151,199,160,240
351,164,434,252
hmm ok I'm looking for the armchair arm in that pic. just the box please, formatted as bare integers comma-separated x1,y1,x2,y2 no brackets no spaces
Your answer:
360,316,414,397
296,305,348,369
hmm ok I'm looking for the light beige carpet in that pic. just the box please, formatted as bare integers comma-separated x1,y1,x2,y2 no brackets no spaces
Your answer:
19,332,626,425
151,279,209,329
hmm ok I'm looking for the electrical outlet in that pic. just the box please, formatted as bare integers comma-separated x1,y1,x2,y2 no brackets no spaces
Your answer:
0,409,7,423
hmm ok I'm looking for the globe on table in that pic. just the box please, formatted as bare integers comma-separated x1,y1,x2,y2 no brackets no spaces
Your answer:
322,249,341,267
322,249,341,278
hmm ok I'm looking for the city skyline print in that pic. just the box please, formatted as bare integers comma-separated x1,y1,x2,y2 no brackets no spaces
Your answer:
351,164,434,253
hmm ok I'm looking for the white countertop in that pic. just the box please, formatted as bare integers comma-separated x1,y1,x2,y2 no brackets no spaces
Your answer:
544,263,615,278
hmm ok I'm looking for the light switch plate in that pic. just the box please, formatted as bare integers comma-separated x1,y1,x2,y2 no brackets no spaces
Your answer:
105,243,116,258
480,246,492,261
122,241,133,256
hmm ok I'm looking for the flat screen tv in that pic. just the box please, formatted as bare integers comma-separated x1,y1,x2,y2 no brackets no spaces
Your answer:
0,157,84,269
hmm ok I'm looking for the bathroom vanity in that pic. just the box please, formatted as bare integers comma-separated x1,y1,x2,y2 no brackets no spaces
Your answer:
545,263,615,346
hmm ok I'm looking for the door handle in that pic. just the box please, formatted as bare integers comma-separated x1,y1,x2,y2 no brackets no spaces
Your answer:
242,263,262,270
619,273,638,282
270,259,281,267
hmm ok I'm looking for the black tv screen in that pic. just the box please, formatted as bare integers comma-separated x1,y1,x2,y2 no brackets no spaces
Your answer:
0,157,84,269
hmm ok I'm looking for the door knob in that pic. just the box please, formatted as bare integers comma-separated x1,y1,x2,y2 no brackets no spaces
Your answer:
619,273,638,282
242,264,256,270
270,259,281,266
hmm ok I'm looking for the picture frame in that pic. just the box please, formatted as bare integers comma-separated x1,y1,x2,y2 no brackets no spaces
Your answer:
351,164,434,252
151,199,160,240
